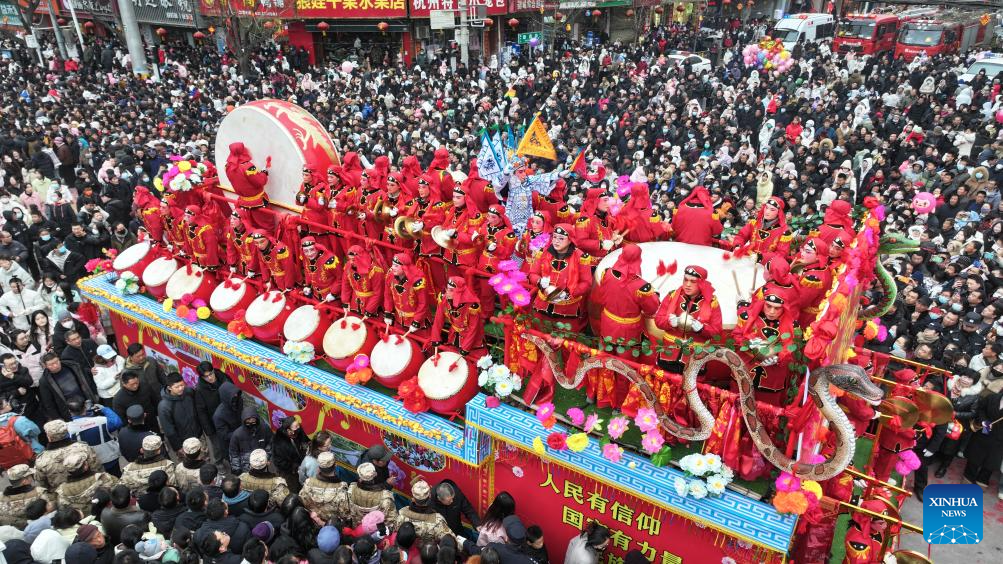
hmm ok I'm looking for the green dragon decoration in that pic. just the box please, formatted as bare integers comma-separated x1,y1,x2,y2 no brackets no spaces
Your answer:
858,232,920,319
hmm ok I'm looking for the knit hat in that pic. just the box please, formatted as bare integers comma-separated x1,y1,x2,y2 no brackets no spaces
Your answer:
74,524,100,544
6,464,33,482
317,451,336,470
251,522,276,544
317,525,341,554
126,404,145,422
357,462,377,481
361,510,386,534
365,444,392,463
134,538,166,558
411,480,431,501
142,435,163,453
182,437,202,456
63,542,98,564
43,419,68,441
249,449,269,470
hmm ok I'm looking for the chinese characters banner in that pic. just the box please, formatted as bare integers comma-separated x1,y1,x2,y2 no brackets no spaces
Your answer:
132,0,197,27
199,0,295,17
507,0,557,12
491,440,782,564
409,0,507,18
295,0,407,18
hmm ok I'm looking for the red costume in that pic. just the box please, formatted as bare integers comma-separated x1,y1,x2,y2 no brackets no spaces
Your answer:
383,253,432,330
871,369,920,482
376,172,408,254
671,186,723,245
732,293,799,406
249,230,299,291
224,212,256,275
163,206,187,254
752,257,799,311
299,237,341,301
614,184,670,243
436,185,485,270
532,178,567,220
817,199,857,248
427,147,456,202
225,142,272,230
574,188,619,258
526,224,594,332
476,205,518,273
588,245,659,407
134,187,165,245
340,245,385,318
794,237,835,328
733,197,792,262
653,266,723,364
429,276,484,355
182,206,220,271
295,164,333,242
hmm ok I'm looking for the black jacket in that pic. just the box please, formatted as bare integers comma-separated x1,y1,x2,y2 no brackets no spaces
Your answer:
52,318,91,356
112,382,161,432
151,504,187,537
43,248,87,285
157,387,203,451
272,416,307,475
194,370,228,437
100,506,151,546
432,479,481,534
38,360,99,421
59,338,99,372
237,508,284,532
0,364,38,420
118,424,157,463
213,382,244,447
194,517,251,556
228,405,273,475
174,509,207,535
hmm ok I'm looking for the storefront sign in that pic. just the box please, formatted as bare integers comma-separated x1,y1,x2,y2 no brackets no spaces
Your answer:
411,0,505,18
508,0,557,12
295,0,407,18
558,0,592,8
132,0,197,26
517,31,541,43
60,0,115,17
199,0,295,17
0,1,22,26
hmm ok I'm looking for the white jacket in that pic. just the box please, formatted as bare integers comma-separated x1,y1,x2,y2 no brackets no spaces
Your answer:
0,262,35,294
93,356,125,399
0,289,48,331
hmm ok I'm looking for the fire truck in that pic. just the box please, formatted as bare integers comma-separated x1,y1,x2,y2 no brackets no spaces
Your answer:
834,13,902,55
894,9,994,60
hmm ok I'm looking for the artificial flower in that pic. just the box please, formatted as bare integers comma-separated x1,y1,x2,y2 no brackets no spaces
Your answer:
801,480,822,499
536,402,555,422
602,443,624,463
476,355,494,369
634,407,659,432
512,466,524,477
498,259,519,272
541,415,557,429
641,430,665,455
510,290,531,307
566,407,585,426
488,273,507,287
477,371,489,387
495,380,514,397
546,432,568,451
487,364,511,383
583,413,602,433
706,474,728,496
772,491,809,515
687,480,708,500
607,416,629,440
674,477,688,497
532,436,546,456
484,396,501,408
895,450,921,475
775,472,801,493
704,453,722,473
566,433,589,452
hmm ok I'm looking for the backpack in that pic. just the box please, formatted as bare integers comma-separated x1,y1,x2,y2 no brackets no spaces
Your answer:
0,415,34,470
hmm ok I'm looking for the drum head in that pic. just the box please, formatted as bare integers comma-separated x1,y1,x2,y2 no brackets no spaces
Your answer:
371,337,413,377
112,241,151,270
284,305,321,342
210,279,249,312
245,291,287,327
418,351,469,400
166,266,206,301
323,316,368,359
142,257,179,287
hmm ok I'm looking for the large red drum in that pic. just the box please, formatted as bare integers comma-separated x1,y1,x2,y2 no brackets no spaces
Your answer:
142,257,179,300
165,264,216,304
245,291,292,344
323,315,377,371
283,304,331,351
112,241,156,278
209,278,256,323
370,333,423,389
417,351,476,416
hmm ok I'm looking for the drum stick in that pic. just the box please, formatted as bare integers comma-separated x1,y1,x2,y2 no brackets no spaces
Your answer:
731,271,741,297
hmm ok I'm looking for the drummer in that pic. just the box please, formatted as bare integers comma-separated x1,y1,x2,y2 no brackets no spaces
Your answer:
383,252,432,332
340,245,385,318
732,292,799,406
182,206,220,272
429,277,484,356
250,230,299,291
525,224,594,333
652,266,723,371
299,237,340,302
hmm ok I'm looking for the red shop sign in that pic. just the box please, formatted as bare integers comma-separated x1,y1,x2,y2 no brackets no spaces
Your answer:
297,0,408,18
410,0,507,18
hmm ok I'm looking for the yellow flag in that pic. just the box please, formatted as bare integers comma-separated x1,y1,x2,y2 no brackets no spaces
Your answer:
516,114,557,161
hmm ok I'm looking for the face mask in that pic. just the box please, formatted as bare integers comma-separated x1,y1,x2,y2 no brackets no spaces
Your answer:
976,173,984,179
244,421,256,429
61,320,73,328
951,303,963,312
41,235,50,242
116,229,126,235
134,167,142,173
938,295,949,304
929,312,941,320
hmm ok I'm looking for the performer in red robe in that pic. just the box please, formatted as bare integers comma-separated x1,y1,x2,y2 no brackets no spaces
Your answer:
614,184,670,243
527,224,594,333
340,244,385,318
475,205,518,313
747,257,799,311
134,187,165,245
437,185,485,272
671,186,723,245
224,142,272,230
356,166,385,242
515,211,552,271
588,244,659,407
871,369,920,482
182,206,220,271
249,230,298,291
224,212,256,275
377,171,408,254
793,237,834,328
732,293,799,406
574,188,620,258
817,199,856,247
163,205,187,255
299,236,340,301
383,252,432,331
653,265,724,368
532,178,567,219
732,197,792,262
426,147,455,202
407,174,448,291
429,276,484,355
295,164,334,250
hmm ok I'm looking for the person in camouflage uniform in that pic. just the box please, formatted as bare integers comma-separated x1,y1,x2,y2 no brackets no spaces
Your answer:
238,449,289,508
174,437,209,493
347,462,398,529
300,452,349,523
0,465,53,529
34,419,99,491
119,435,176,492
397,480,453,543
55,450,118,514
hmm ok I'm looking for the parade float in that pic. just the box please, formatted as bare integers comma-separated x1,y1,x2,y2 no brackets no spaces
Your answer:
81,100,952,564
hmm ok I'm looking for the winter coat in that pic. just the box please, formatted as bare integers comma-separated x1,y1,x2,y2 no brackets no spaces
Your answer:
228,405,273,475
157,387,203,451
0,289,47,331
11,342,44,386
112,382,161,432
564,534,601,564
38,360,99,421
212,382,243,446
271,417,307,475
118,424,157,463
0,262,35,293
193,370,228,437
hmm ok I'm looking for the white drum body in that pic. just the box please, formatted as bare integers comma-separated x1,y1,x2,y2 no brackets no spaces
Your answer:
283,304,331,350
210,278,256,323
112,241,154,278
142,257,179,299
370,334,423,389
323,315,377,371
417,351,476,415
245,291,292,344
165,264,216,303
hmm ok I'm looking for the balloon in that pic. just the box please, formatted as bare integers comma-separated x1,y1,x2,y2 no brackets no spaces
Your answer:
996,109,1003,124
912,192,937,214
529,37,540,47
341,61,355,73
758,52,767,62
780,51,791,61
765,61,774,70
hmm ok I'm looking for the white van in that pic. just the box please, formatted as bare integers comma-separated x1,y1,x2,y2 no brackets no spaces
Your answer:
773,13,836,50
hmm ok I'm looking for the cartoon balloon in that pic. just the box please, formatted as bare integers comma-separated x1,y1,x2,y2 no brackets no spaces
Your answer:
911,191,937,214
341,61,355,73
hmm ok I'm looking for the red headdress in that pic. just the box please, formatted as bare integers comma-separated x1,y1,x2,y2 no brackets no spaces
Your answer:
486,204,513,231
803,237,829,267
662,265,717,318
418,171,443,202
391,252,423,279
680,186,714,208
401,156,423,196
525,210,552,234
346,244,374,272
579,188,607,217
446,276,479,307
430,147,451,171
550,179,567,202
368,156,390,190
341,152,363,186
755,196,789,230
823,200,854,231
611,244,643,278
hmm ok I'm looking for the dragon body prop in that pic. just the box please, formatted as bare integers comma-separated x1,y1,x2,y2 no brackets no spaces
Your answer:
524,336,884,480
858,233,919,319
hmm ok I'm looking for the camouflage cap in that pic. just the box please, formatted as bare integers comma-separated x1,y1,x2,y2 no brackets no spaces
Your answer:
43,419,68,440
317,452,336,470
141,435,163,453
411,480,431,501
357,462,377,481
64,450,88,472
6,464,33,482
249,449,269,470
182,437,202,456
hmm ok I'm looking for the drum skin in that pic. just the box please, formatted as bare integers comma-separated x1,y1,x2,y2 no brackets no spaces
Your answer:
165,264,216,304
283,304,331,351
323,315,378,371
370,333,423,389
210,278,256,323
417,352,476,415
142,257,179,300
112,241,155,278
246,291,292,344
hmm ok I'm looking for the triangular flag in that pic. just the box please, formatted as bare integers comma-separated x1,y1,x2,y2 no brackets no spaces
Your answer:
570,145,589,177
516,114,557,161
478,132,505,187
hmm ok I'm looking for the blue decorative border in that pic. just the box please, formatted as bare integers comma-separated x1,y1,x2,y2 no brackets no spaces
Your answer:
78,274,481,464
466,397,796,554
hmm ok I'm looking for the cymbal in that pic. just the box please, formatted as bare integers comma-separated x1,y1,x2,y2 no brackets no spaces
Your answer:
393,216,422,240
892,550,932,564
430,225,455,250
878,398,920,429
913,389,955,425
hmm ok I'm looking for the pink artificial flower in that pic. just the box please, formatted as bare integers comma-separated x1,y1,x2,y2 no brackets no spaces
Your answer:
895,450,921,475
775,472,801,493
536,402,555,423
876,323,888,342
529,233,551,252
566,407,585,426
607,416,629,440
485,396,501,408
634,407,659,433
807,454,826,464
874,205,886,221
510,290,531,307
507,270,527,283
602,443,624,463
498,281,516,295
584,413,599,433
498,259,520,272
489,273,507,287
641,430,664,454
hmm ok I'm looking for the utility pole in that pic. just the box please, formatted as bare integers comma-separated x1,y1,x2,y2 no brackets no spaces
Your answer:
116,0,148,76
64,0,86,55
457,0,470,66
50,14,68,59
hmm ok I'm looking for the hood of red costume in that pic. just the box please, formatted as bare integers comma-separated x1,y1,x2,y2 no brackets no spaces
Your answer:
430,147,450,170
447,276,479,306
611,244,642,278
341,152,363,185
225,142,268,193
347,244,374,271
824,200,854,230
681,186,713,208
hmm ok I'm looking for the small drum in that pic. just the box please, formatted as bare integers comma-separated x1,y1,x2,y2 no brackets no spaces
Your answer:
370,333,423,389
210,278,256,323
323,315,377,371
417,351,476,415
165,264,216,304
283,304,331,350
142,257,179,299
245,291,292,344
112,241,155,278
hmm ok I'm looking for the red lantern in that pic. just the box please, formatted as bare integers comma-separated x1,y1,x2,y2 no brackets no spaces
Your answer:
554,12,564,21
625,9,635,16
56,18,66,25
156,27,167,37
193,31,206,40
654,5,665,14
83,21,94,30
317,21,329,36
263,20,275,30
377,21,389,32
592,9,601,17
483,17,494,27
508,18,519,29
